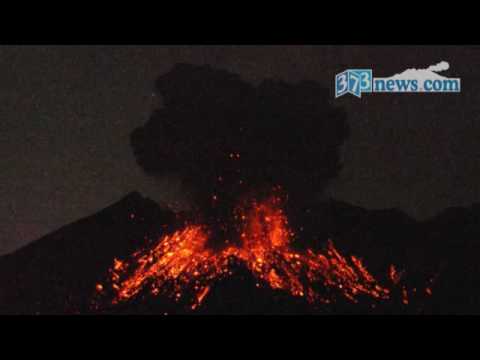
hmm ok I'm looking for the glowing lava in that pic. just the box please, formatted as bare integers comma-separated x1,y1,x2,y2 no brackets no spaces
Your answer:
94,196,422,312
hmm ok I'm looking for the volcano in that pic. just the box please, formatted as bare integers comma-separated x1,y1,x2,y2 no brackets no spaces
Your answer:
2,191,480,315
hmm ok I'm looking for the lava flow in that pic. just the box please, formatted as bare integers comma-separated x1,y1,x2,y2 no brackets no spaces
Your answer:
93,195,423,312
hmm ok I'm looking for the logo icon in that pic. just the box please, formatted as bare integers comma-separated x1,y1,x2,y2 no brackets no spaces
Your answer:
335,69,372,98
335,61,461,98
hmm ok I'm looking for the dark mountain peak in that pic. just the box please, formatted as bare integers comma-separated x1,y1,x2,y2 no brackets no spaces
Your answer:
3,191,169,257
117,190,146,205
428,202,480,222
0,191,177,314
95,191,162,220
325,198,415,223
301,198,416,240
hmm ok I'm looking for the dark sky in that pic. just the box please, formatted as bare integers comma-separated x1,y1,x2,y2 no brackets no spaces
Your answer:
2,45,479,255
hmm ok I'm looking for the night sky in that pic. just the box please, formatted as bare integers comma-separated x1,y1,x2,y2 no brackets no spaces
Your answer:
2,45,480,255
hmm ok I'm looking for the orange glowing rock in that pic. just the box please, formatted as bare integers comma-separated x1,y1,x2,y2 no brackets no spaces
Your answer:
94,195,429,312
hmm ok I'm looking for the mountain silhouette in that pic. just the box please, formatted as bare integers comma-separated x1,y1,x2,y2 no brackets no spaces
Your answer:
2,192,480,314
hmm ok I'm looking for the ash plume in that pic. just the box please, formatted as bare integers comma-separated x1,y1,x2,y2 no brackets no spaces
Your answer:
131,63,349,213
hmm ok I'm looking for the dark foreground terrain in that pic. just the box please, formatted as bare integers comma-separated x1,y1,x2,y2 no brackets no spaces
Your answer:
1,192,480,315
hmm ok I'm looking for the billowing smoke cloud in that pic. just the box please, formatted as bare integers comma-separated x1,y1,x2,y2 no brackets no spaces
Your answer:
426,61,450,73
131,64,349,211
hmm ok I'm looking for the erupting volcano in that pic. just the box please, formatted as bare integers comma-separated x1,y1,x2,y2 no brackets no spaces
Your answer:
93,192,426,313
0,63,454,315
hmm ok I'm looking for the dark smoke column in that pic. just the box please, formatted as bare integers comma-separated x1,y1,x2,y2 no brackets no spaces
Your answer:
131,64,349,241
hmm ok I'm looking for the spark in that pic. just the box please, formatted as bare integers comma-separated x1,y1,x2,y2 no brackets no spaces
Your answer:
94,195,429,312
